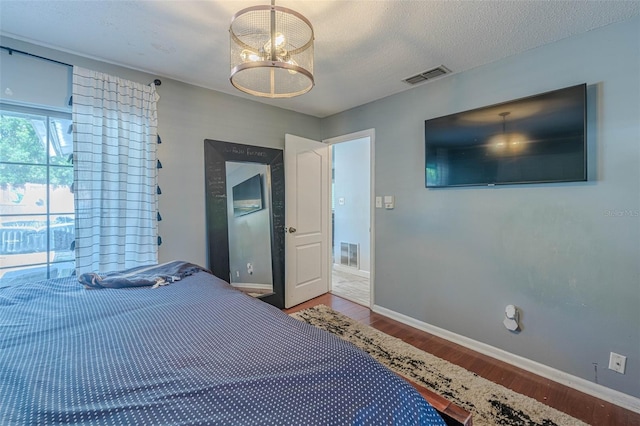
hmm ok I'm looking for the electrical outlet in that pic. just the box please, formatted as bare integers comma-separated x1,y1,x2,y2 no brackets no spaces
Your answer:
608,352,626,374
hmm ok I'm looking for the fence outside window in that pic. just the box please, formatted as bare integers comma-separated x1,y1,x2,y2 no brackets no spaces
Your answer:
0,104,75,286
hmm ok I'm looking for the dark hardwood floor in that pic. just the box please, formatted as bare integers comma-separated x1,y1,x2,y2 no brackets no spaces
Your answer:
284,293,640,426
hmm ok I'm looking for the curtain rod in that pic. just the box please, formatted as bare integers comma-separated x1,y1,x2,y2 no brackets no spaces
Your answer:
0,45,162,86
1,45,73,68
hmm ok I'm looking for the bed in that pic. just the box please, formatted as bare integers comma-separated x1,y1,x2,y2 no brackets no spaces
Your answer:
1,261,447,425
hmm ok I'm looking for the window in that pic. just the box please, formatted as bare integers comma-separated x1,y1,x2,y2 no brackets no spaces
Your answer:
0,104,75,286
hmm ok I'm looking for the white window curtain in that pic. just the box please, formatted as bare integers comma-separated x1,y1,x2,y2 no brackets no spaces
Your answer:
72,66,159,274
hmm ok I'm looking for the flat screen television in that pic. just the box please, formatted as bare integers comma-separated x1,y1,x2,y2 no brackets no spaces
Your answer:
232,173,263,216
425,84,587,187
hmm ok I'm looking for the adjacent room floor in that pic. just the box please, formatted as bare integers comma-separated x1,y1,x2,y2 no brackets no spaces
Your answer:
331,267,369,306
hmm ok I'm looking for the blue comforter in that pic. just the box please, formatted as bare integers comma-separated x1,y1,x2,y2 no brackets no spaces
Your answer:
0,267,445,425
77,260,208,289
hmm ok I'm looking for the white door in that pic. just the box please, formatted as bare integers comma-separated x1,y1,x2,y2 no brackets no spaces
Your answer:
284,134,330,308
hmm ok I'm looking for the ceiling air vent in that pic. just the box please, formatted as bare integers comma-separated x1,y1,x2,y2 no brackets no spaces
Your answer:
403,65,450,85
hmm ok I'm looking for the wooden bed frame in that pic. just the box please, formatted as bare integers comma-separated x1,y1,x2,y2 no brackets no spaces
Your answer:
403,376,473,426
411,382,473,426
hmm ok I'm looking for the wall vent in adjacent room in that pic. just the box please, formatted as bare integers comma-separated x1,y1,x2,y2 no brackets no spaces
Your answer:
403,65,451,85
340,242,359,269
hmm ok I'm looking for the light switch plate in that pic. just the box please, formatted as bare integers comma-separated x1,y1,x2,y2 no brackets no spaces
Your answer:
384,195,394,209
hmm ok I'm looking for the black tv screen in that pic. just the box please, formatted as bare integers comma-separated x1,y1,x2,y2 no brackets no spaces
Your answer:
425,84,587,187
232,173,263,216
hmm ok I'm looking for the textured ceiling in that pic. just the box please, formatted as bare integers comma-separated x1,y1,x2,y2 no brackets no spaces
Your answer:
1,1,639,117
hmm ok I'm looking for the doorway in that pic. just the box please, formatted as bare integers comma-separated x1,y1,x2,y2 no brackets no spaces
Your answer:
325,130,374,307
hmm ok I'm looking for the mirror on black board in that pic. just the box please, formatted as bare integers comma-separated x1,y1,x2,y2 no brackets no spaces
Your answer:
204,139,285,308
225,161,274,297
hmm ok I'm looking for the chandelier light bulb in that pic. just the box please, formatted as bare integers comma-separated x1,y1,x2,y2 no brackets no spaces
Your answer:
274,32,286,49
263,32,286,56
240,49,262,62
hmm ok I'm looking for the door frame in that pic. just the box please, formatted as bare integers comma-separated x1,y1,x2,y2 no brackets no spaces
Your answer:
323,129,375,308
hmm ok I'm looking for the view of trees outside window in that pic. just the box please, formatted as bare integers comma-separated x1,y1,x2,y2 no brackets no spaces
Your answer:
0,105,75,286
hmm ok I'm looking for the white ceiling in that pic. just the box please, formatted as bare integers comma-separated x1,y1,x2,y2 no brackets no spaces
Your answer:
1,1,639,118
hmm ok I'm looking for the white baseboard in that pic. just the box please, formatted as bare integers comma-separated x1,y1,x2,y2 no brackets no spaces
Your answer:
372,304,640,414
332,263,370,279
230,282,272,290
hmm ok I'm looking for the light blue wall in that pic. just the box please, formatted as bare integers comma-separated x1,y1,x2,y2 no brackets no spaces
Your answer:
322,16,640,398
0,36,322,270
333,137,371,272
226,162,273,286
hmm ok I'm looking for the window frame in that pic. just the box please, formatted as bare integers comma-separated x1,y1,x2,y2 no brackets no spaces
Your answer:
0,102,75,283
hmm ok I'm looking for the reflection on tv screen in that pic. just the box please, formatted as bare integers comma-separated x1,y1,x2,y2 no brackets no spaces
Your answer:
425,84,586,187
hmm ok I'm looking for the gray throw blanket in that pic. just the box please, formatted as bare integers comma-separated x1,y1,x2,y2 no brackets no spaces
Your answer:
78,261,209,289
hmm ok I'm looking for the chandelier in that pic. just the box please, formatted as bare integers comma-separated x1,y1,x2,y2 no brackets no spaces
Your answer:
488,112,527,154
229,0,314,98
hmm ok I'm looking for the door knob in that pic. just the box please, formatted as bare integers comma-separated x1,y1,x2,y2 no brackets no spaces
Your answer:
287,227,297,233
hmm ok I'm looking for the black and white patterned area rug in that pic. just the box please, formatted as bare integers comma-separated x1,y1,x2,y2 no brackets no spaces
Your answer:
291,305,587,426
